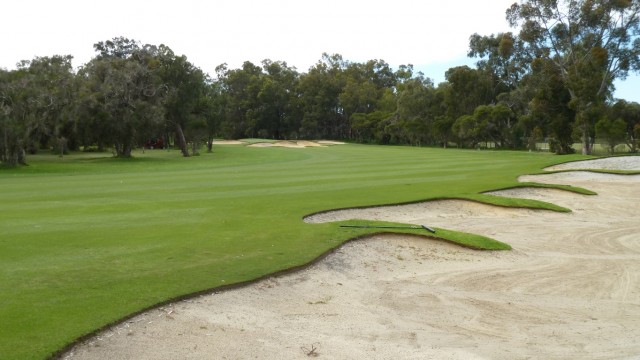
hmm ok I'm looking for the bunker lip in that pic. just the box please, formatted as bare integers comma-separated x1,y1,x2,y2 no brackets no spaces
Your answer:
61,156,640,360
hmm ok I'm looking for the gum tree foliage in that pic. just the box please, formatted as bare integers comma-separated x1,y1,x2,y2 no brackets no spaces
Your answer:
596,115,628,152
506,0,640,154
215,61,265,139
201,80,227,152
5,15,640,161
256,60,302,139
612,98,640,151
468,32,528,97
0,55,75,166
0,68,31,166
389,74,444,146
297,53,349,139
341,60,400,143
528,56,578,153
468,32,539,148
77,37,166,158
444,66,496,121
156,46,208,157
606,98,640,150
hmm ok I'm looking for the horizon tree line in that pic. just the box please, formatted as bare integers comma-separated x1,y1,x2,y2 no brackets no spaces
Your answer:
2,0,640,166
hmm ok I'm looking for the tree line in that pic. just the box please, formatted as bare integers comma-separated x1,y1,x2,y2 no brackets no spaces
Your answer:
2,0,640,167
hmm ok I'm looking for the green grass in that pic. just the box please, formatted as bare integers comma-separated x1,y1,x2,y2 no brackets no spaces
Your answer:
502,182,598,195
335,220,512,250
0,144,590,359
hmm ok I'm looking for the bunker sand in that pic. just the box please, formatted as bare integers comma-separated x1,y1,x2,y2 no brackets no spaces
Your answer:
63,157,640,360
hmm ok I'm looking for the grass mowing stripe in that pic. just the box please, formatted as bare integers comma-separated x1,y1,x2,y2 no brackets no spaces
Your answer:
0,144,591,360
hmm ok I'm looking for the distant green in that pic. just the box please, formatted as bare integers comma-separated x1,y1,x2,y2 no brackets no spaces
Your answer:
0,144,590,359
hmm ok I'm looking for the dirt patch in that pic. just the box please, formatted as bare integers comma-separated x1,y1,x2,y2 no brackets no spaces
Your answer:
61,157,640,360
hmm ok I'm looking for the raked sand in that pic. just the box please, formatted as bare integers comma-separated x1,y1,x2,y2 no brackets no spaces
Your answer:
62,157,640,360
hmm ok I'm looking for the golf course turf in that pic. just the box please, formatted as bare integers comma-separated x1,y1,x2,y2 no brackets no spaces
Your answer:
0,143,591,359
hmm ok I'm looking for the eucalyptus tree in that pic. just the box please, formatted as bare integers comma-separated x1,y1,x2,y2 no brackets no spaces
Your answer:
338,59,398,140
506,0,640,154
256,59,301,139
472,103,516,147
391,75,441,146
596,115,627,153
0,68,30,165
527,57,577,153
444,65,495,120
468,31,535,147
607,99,640,151
201,79,227,152
19,56,77,153
0,55,76,166
468,32,527,99
77,37,166,157
156,45,207,156
298,53,348,139
216,61,265,139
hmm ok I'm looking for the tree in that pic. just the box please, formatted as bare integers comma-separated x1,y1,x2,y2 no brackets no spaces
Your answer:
0,55,75,166
82,37,166,157
256,60,301,139
78,37,166,158
298,53,347,139
156,46,207,157
393,76,442,146
201,80,227,152
473,104,515,147
469,31,535,149
0,68,31,166
608,99,640,151
507,0,640,154
453,114,481,148
596,116,627,153
468,32,527,98
526,56,577,154
216,61,265,139
444,66,495,119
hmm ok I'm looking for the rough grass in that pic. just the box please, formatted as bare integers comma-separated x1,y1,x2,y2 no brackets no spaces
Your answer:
0,144,590,359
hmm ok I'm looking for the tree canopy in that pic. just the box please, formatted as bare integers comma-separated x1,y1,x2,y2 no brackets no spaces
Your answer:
2,2,640,166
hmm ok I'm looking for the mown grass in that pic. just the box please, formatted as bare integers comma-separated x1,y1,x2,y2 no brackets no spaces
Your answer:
0,144,590,359
503,182,598,195
335,220,512,250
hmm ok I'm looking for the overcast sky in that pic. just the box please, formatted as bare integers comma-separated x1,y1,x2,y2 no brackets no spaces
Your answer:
2,0,638,101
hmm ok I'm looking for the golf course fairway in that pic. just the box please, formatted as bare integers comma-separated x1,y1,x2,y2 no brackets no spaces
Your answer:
0,143,589,359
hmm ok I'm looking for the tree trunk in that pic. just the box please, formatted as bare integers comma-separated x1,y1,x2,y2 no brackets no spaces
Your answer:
17,147,27,165
582,129,591,155
191,140,199,156
175,123,190,157
122,144,132,157
114,141,132,157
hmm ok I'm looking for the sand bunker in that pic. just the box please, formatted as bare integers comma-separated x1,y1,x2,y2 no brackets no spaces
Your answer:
247,140,339,148
547,156,640,171
211,140,245,145
62,157,640,359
